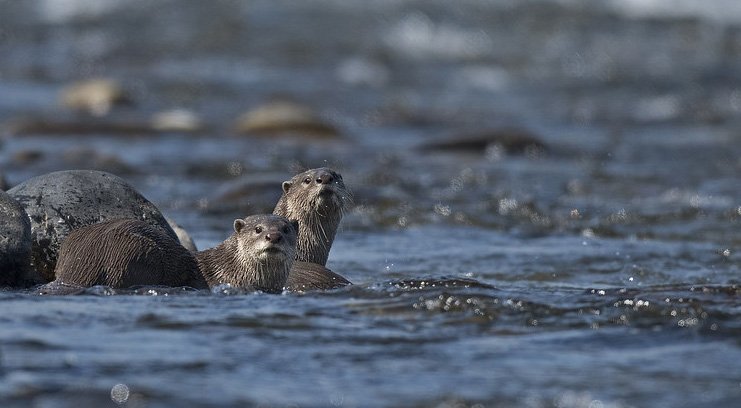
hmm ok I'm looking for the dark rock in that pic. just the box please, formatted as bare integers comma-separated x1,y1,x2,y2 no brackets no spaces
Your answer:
62,147,135,175
419,128,548,156
8,170,178,282
205,172,285,215
0,190,41,287
0,173,9,191
5,118,159,136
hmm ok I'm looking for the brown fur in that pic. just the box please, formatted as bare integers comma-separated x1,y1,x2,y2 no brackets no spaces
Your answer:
273,167,351,265
52,219,207,289
273,167,353,290
284,261,351,291
196,215,298,293
50,215,297,293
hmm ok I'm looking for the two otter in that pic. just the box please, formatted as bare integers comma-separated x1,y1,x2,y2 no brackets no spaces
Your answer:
273,167,352,291
50,215,298,293
10,167,349,292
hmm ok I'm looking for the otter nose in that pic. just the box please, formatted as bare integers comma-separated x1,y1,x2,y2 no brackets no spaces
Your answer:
315,173,333,184
265,232,282,244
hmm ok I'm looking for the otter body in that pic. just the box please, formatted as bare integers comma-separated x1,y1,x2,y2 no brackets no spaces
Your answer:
50,215,298,293
52,219,206,289
285,261,350,291
273,167,352,290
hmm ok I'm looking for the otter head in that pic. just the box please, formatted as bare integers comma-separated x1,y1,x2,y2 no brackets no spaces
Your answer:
279,167,350,216
273,168,352,265
228,214,298,293
233,214,298,264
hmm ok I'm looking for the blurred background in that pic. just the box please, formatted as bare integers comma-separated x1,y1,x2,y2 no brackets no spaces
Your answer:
1,0,739,245
1,1,740,407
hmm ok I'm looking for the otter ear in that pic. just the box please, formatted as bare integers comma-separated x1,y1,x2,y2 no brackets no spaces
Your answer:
282,181,292,193
234,219,246,233
290,219,299,232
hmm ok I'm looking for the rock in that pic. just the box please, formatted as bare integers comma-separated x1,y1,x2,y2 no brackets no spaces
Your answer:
206,173,285,215
58,78,130,116
165,216,197,252
419,128,548,157
0,190,41,287
62,147,135,175
11,149,45,166
5,118,157,136
0,173,9,191
8,170,179,282
234,101,340,138
151,109,203,132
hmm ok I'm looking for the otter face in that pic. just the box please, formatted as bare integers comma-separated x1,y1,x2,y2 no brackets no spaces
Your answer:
281,167,351,214
233,215,298,261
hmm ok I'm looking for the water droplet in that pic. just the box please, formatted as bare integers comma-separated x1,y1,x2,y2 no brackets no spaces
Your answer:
434,203,451,217
227,161,243,176
497,198,518,215
397,216,407,227
111,383,130,404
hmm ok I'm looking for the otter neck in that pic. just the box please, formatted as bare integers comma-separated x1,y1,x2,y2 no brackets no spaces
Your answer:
195,236,292,293
275,200,340,266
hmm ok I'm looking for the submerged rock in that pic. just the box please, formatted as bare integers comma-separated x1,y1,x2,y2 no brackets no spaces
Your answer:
62,147,135,175
8,170,178,282
5,118,158,136
234,101,340,138
0,190,41,287
419,128,547,157
151,109,203,132
59,78,130,116
165,216,198,252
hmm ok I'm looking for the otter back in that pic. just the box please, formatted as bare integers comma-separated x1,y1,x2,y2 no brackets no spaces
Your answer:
285,261,351,291
53,219,207,289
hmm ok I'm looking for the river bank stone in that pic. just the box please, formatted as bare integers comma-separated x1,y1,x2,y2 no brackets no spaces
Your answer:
8,170,178,282
0,190,40,287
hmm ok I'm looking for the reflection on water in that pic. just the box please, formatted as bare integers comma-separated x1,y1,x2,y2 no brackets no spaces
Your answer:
1,0,740,407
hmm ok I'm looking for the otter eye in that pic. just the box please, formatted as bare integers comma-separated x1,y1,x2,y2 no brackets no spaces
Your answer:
255,226,263,234
303,177,311,184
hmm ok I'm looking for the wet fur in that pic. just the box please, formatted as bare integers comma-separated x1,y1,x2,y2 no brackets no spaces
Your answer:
196,216,297,293
273,167,350,265
285,261,351,291
52,219,207,289
274,168,353,290
50,215,297,293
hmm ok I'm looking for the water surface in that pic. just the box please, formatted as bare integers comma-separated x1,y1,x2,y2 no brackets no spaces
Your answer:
1,1,740,407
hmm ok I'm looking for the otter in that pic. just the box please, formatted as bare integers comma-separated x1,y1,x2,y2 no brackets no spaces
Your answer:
49,215,298,294
273,167,352,290
196,215,298,293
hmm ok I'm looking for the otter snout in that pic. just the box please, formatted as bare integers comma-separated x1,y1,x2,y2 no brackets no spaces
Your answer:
316,172,334,185
265,231,283,244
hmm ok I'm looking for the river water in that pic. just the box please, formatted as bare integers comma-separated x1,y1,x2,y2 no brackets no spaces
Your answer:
1,1,740,407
